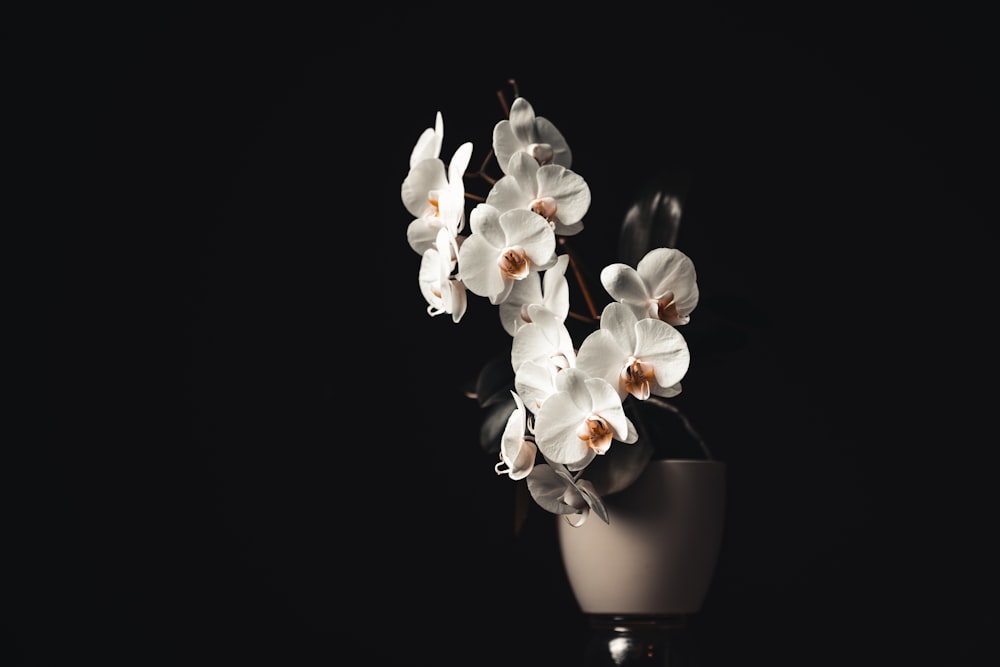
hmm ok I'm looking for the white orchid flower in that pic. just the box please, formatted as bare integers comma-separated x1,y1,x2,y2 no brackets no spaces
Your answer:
499,254,570,337
405,188,467,257
510,304,576,374
402,141,473,255
457,203,557,305
513,359,560,415
575,302,690,401
409,110,444,167
533,367,637,471
492,97,572,175
486,152,591,237
494,392,537,480
600,247,700,326
418,227,467,323
525,462,608,526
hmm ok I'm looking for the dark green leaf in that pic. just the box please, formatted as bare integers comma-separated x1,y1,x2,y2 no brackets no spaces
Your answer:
582,438,654,497
474,354,515,408
478,393,515,454
617,169,690,267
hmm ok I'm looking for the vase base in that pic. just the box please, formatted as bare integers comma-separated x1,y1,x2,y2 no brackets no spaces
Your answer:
583,614,699,667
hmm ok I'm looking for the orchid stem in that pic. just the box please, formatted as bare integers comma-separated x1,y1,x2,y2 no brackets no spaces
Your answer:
496,89,510,119
559,239,601,321
566,310,594,323
497,79,520,118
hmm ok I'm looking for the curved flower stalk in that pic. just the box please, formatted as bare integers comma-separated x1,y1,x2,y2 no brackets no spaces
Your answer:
401,86,709,527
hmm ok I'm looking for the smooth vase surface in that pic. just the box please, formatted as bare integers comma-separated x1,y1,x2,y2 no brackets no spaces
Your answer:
557,459,726,616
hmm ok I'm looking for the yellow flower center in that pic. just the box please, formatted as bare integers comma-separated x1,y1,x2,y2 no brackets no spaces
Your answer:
656,291,680,324
577,415,613,452
621,356,654,400
498,246,530,280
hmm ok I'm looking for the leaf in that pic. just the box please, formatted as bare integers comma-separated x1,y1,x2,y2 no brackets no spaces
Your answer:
617,169,690,267
582,438,654,497
478,392,515,454
578,481,610,524
473,354,515,408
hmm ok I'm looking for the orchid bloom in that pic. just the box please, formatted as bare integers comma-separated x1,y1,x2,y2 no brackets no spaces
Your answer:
402,141,473,256
456,203,557,305
403,90,708,527
494,392,537,480
486,152,591,237
510,304,576,413
600,247,700,326
525,462,607,527
510,304,576,373
533,367,637,471
510,304,576,414
575,302,690,401
418,227,467,323
492,96,572,175
498,254,570,337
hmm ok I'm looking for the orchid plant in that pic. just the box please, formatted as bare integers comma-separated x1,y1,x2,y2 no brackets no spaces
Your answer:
402,82,708,527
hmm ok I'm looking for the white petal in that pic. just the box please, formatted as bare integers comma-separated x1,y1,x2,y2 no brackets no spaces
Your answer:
510,311,575,373
536,165,591,223
447,142,474,186
599,303,639,351
584,378,633,443
574,330,627,397
446,280,467,323
467,203,505,248
406,217,441,256
508,97,537,144
506,151,541,193
638,247,700,320
498,271,543,336
498,209,556,266
457,234,504,299
500,393,536,480
634,319,691,392
401,158,447,219
533,116,572,168
534,388,593,467
600,263,650,304
514,359,559,414
541,255,570,322
409,111,443,167
491,121,520,175
484,173,529,214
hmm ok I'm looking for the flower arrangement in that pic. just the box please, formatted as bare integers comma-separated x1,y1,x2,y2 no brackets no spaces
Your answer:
401,82,709,527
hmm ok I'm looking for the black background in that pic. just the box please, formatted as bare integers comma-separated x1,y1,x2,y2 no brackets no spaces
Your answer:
30,6,997,666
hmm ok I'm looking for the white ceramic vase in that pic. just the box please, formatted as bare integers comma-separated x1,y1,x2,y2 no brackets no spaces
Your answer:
557,459,726,617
